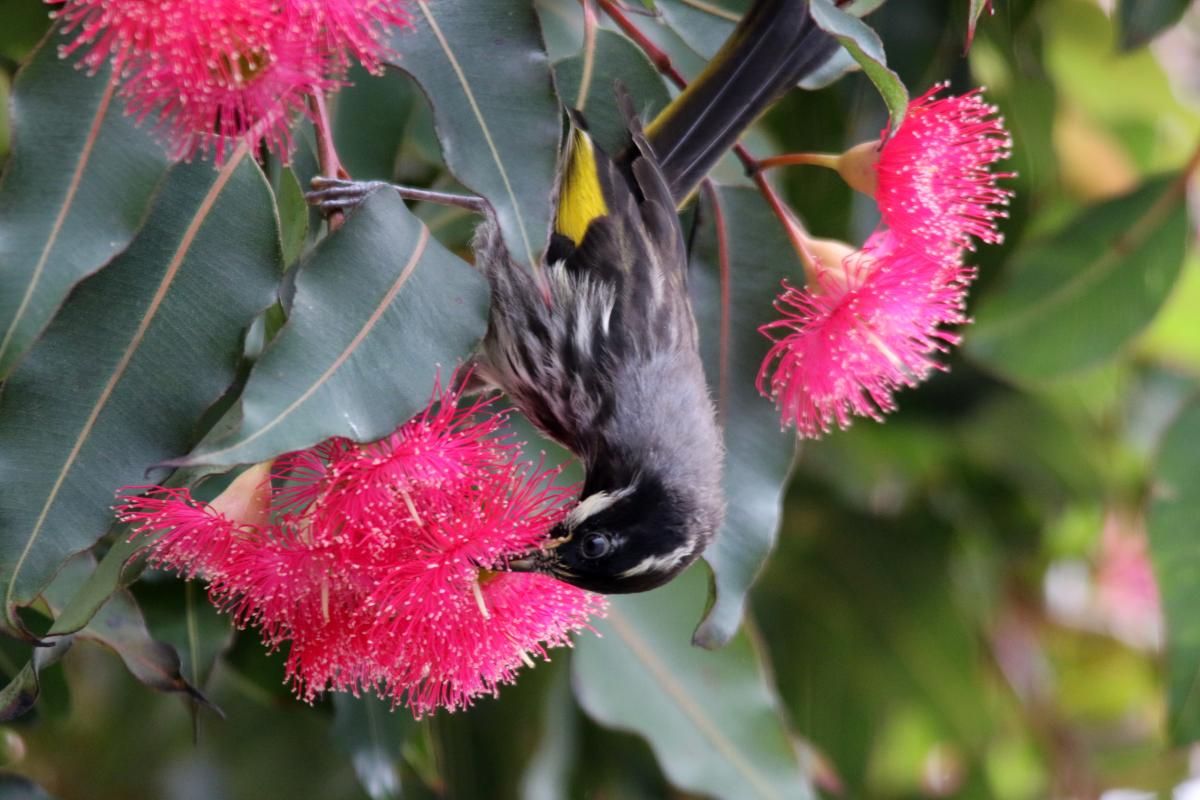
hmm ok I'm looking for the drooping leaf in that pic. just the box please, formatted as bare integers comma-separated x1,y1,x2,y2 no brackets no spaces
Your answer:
554,29,671,154
0,30,172,377
386,0,562,270
1117,0,1191,49
966,0,992,50
0,638,71,722
689,185,801,648
275,167,309,268
572,565,815,800
808,0,908,138
137,578,234,693
0,773,58,800
179,189,488,467
968,176,1189,384
519,667,579,800
1149,401,1200,743
0,156,281,632
43,553,204,704
331,693,417,800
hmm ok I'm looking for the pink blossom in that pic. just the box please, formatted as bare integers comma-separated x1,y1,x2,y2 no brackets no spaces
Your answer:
117,377,604,716
757,231,972,438
874,85,1014,253
55,0,410,162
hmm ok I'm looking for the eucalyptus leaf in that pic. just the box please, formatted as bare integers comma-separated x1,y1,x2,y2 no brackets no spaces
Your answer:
0,157,281,632
968,176,1189,384
554,29,671,154
386,0,562,270
690,185,802,648
572,565,814,800
43,554,204,704
180,189,488,467
967,0,991,48
1149,401,1200,743
808,0,908,138
0,29,171,377
332,693,416,800
1117,0,1190,49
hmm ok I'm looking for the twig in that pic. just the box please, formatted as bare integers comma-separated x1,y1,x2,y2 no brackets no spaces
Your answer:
308,92,347,232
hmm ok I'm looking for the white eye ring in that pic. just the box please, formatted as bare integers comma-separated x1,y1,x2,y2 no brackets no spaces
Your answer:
580,532,612,559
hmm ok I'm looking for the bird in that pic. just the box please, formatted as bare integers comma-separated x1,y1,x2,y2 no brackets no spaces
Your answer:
308,0,836,593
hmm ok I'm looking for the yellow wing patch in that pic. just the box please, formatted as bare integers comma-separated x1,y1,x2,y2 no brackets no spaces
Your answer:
555,129,609,244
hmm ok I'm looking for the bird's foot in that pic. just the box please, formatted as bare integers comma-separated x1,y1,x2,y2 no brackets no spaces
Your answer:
306,177,489,217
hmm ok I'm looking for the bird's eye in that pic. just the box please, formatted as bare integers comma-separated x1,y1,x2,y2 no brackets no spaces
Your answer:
580,532,612,559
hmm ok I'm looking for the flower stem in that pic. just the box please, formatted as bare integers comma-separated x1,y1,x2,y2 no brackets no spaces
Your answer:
757,152,842,171
308,92,347,232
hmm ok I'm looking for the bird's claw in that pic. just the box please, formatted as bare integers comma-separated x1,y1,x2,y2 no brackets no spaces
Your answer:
306,177,388,217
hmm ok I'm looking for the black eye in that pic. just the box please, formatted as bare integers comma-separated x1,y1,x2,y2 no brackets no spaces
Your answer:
580,532,612,559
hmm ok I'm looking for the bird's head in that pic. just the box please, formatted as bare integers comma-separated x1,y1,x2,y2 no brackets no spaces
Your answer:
506,474,718,594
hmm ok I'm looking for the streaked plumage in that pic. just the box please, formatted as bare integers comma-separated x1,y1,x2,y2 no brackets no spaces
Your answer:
309,0,836,593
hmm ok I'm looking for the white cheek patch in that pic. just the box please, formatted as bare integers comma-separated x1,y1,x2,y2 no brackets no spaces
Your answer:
618,543,694,579
566,486,633,530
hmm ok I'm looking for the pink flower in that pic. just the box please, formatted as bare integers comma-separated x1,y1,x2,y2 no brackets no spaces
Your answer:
55,0,410,162
117,377,604,716
873,85,1014,253
757,231,972,438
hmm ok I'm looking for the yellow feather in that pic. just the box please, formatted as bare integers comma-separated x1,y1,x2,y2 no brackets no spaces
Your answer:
555,129,608,244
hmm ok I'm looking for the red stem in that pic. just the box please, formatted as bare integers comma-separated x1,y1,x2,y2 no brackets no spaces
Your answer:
308,92,347,231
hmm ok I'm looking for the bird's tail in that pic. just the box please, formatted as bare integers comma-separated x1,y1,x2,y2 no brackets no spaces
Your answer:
641,0,837,206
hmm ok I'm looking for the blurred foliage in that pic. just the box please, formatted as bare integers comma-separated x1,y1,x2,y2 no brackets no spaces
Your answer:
0,0,1198,798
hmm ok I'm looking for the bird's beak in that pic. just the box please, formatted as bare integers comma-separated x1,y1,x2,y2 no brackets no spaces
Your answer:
504,534,571,573
505,554,542,573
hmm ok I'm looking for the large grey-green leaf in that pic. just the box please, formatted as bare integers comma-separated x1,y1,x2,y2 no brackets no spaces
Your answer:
809,0,908,138
386,0,561,269
1117,0,1190,49
332,694,417,800
690,185,801,648
180,190,488,467
0,156,280,631
968,176,1189,384
1149,401,1200,743
554,29,671,155
44,554,203,703
572,565,813,800
0,30,171,377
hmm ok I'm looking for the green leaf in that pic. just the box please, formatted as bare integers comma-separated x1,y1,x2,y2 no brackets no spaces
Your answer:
553,29,671,154
968,176,1189,384
0,30,171,377
386,0,562,270
808,0,908,138
572,565,814,800
689,185,800,648
967,0,992,49
654,0,746,60
332,693,417,800
179,190,488,467
0,772,58,800
0,157,281,631
0,639,70,722
1117,0,1190,49
43,554,204,703
1149,400,1200,743
137,578,234,693
276,168,309,268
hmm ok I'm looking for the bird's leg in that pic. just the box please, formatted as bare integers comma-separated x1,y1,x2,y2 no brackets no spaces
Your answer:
306,176,489,217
